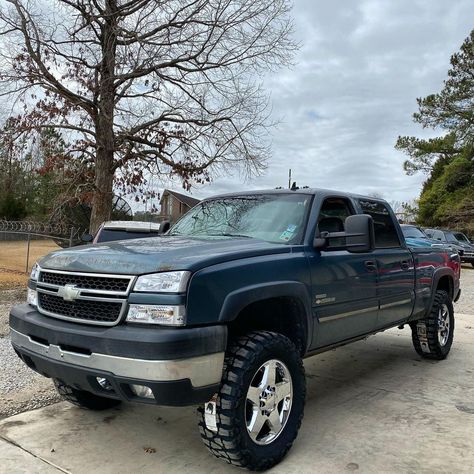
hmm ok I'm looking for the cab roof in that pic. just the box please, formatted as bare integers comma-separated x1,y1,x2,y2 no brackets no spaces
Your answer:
102,220,161,232
207,187,388,204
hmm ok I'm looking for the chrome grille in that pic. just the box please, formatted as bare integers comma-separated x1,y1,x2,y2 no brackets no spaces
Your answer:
36,269,134,326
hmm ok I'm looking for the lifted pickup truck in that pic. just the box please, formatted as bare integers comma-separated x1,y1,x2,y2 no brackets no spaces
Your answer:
10,189,461,470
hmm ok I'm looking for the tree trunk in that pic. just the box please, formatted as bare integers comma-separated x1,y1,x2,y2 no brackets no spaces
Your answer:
89,0,118,234
90,148,114,234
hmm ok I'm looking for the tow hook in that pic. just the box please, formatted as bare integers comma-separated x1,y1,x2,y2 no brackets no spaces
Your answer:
204,394,218,432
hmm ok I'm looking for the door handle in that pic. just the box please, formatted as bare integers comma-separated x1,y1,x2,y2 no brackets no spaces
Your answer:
364,260,377,272
400,260,410,270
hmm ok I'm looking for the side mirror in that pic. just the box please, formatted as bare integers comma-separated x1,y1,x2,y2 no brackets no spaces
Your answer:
314,214,374,253
81,233,93,243
159,220,171,234
344,214,375,253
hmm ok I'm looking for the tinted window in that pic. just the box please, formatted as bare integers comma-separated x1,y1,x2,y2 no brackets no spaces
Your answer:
359,200,400,248
453,232,469,243
317,198,354,249
402,226,427,239
445,232,459,243
430,230,445,241
96,229,160,243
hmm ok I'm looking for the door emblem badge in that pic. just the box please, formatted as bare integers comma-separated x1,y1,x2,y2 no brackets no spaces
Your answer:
58,284,81,302
315,296,336,305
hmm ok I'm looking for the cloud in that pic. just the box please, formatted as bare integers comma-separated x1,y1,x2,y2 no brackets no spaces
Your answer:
183,0,473,203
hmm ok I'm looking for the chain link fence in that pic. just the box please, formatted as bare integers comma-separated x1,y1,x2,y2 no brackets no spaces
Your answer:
0,220,85,273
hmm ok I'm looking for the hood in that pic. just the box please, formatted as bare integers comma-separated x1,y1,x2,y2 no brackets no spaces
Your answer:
38,235,290,275
457,241,474,249
405,237,434,248
405,237,453,251
405,236,440,245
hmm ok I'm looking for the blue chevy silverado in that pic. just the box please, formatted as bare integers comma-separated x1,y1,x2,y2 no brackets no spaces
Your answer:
10,188,461,470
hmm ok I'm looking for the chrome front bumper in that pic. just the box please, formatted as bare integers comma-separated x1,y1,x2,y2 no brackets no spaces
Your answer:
11,328,224,388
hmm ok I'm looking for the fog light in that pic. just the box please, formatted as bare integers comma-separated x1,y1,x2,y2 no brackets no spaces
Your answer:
130,384,154,399
96,377,114,391
27,288,38,307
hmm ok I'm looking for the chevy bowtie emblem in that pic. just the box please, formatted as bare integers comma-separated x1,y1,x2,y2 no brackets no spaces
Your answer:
57,284,81,302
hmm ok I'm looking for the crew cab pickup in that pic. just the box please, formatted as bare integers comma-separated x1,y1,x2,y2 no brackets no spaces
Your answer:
10,189,461,470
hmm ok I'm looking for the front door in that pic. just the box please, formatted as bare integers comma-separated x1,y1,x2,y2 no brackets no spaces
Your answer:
308,197,379,349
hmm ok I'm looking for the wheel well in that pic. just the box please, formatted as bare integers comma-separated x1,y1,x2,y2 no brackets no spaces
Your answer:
227,297,308,356
436,275,453,299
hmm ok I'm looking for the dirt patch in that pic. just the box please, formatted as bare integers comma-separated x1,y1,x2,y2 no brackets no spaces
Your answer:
0,270,29,290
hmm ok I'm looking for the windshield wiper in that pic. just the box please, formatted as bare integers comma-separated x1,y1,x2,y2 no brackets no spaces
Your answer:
208,233,252,239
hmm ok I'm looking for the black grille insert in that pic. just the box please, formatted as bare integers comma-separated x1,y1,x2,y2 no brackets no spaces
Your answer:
38,293,123,323
39,272,131,293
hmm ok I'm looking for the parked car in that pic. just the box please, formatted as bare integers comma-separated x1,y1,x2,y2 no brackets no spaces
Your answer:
424,228,474,267
400,224,457,251
400,224,443,247
11,189,461,470
451,231,474,246
81,220,165,244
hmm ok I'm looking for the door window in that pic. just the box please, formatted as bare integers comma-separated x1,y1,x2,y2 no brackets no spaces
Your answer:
431,230,445,241
317,198,354,249
359,200,400,248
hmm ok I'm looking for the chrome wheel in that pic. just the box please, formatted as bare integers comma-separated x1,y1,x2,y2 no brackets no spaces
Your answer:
245,359,293,446
438,303,450,346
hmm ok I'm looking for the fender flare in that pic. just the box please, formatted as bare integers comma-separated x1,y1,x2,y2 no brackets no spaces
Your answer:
218,281,313,351
428,267,455,311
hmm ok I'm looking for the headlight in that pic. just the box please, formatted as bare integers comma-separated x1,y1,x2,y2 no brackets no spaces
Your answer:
126,304,186,326
134,271,191,293
30,262,40,281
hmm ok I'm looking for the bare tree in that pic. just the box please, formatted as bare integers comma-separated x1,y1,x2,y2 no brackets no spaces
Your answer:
0,0,296,231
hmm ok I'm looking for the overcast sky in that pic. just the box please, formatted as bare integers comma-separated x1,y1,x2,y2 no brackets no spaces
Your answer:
150,0,473,209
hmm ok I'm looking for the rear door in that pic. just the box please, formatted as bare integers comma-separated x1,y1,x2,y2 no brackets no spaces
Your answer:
308,196,379,349
358,199,415,328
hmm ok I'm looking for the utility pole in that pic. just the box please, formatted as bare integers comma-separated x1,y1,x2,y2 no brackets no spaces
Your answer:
288,169,292,189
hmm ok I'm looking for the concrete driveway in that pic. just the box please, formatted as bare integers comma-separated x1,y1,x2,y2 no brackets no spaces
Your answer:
1,314,473,474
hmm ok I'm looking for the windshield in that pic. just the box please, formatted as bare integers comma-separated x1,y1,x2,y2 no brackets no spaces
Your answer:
453,232,469,243
169,194,311,244
446,232,461,243
402,226,427,239
96,229,160,243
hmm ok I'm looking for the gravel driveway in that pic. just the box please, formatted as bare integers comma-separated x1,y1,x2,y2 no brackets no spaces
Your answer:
0,266,472,420
0,288,60,419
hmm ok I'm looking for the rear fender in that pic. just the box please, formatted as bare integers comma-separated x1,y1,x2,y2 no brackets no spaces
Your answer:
427,267,454,314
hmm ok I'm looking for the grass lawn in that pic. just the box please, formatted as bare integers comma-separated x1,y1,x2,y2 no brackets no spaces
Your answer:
0,240,60,289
